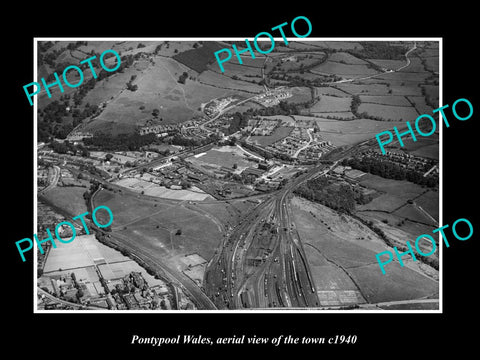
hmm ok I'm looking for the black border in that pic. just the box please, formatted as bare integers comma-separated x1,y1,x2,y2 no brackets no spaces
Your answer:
7,5,478,355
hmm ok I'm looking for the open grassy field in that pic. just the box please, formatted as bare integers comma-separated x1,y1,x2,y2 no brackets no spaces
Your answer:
41,186,88,217
359,95,412,106
423,57,439,73
392,204,436,225
328,51,369,65
414,190,439,221
310,95,351,113
172,41,224,73
82,56,199,132
375,70,432,83
194,199,259,231
249,126,293,146
198,70,264,94
355,173,439,241
290,196,438,305
311,61,379,77
366,59,405,70
310,117,406,146
406,95,434,115
93,188,223,264
335,82,393,96
187,146,258,172
299,41,363,50
311,112,355,120
358,174,425,201
288,86,313,104
358,103,419,121
114,177,212,201
396,134,439,160
269,52,326,72
315,86,350,97
423,85,439,108
357,193,406,213
83,54,256,134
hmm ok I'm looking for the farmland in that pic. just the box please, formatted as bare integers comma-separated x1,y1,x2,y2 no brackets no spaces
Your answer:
93,188,223,267
37,40,439,311
310,95,351,113
359,95,412,107
291,196,438,305
41,186,88,217
311,117,406,146
114,177,213,201
311,62,379,77
355,173,439,241
186,146,260,172
357,103,419,121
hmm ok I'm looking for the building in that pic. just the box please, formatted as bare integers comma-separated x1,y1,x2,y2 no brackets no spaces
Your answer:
242,167,264,178
247,256,264,267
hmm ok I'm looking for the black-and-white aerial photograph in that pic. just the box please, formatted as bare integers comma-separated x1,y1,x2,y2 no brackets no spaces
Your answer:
33,39,440,311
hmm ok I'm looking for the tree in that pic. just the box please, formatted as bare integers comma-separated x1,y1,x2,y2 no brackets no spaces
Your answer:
180,180,191,189
177,72,188,84
175,229,182,235
105,153,113,161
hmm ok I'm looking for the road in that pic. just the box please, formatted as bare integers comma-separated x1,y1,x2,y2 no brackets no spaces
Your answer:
327,41,417,85
37,287,106,310
236,144,264,161
40,165,60,194
293,128,313,158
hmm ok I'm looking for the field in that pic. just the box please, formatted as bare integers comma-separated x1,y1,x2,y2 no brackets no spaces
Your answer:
114,177,212,201
359,95,412,106
414,189,439,221
315,86,349,97
358,103,419,121
288,86,312,103
194,199,260,231
312,112,355,120
358,174,425,200
310,95,351,113
392,204,436,225
41,186,88,217
214,61,262,79
406,95,434,115
269,52,326,72
327,51,369,65
249,126,293,146
80,50,264,134
198,70,264,94
173,41,224,73
365,59,405,70
290,41,363,50
311,61,379,77
355,173,439,244
391,133,439,160
291,197,438,305
93,189,223,263
309,117,406,146
335,82,393,96
357,193,405,213
186,145,260,172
